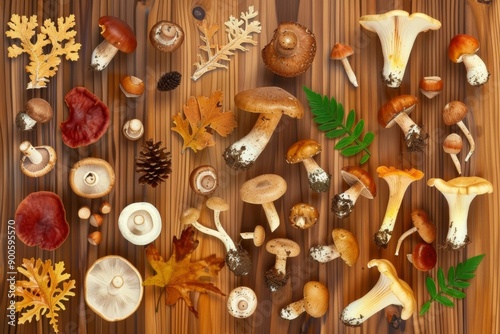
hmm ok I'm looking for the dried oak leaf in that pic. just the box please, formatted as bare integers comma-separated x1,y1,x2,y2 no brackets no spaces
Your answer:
15,258,76,333
172,89,237,153
143,226,225,317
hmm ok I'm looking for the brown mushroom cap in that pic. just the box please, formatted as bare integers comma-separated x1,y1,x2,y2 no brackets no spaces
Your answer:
442,101,468,125
262,22,316,77
340,166,377,199
266,238,301,257
410,243,437,271
189,165,218,196
69,157,116,198
98,16,137,53
206,196,230,212
332,228,359,266
419,76,443,94
303,281,329,318
25,98,53,123
289,203,319,229
448,34,479,63
286,139,321,163
240,174,287,205
410,209,436,243
443,133,463,154
149,21,184,52
120,75,145,97
330,43,354,60
378,95,419,128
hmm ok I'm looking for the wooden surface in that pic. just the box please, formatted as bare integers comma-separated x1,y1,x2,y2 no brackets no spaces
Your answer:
1,0,499,333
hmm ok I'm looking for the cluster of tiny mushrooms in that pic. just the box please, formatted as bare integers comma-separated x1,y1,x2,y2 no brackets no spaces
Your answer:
13,5,495,326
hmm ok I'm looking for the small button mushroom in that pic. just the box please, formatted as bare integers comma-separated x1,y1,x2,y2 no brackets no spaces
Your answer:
78,206,92,220
240,225,266,247
330,43,358,87
16,98,53,131
286,139,331,192
189,165,218,196
394,209,436,256
120,75,145,98
123,119,144,141
419,76,443,99
88,231,102,245
332,166,376,218
443,101,475,162
89,213,104,227
149,21,184,52
69,157,115,198
309,228,359,266
280,281,329,320
289,203,318,229
443,133,463,175
99,201,112,214
226,286,258,318
239,174,287,232
265,238,300,292
407,243,437,271
448,34,490,86
118,202,162,245
19,141,57,177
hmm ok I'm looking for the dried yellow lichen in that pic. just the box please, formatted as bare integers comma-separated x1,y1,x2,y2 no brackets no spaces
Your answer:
5,14,81,89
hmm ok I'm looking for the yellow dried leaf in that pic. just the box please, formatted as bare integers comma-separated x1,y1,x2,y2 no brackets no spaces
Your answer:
15,258,76,333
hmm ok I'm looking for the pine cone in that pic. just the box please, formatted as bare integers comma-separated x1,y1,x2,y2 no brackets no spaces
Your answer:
157,71,182,91
136,139,172,188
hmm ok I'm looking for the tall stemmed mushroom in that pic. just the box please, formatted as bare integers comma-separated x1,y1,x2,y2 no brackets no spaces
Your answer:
443,101,475,161
443,133,463,174
330,43,358,87
448,34,490,86
375,166,424,248
394,209,436,256
265,238,300,291
309,228,359,266
427,176,493,250
359,10,441,88
181,197,252,276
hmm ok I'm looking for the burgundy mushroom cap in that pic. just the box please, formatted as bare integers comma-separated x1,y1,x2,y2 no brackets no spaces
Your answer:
15,191,69,250
98,16,137,53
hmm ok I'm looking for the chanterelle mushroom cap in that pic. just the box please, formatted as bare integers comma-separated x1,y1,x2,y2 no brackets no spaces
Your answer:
85,255,143,321
262,22,316,77
118,202,162,245
15,191,69,250
150,21,184,52
69,157,116,198
19,141,57,177
280,281,329,320
227,286,258,318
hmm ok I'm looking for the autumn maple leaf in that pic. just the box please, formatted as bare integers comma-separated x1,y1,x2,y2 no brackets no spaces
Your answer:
172,90,237,153
143,226,225,317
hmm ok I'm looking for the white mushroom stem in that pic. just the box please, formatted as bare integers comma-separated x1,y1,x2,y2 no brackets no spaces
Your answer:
309,244,340,263
240,232,255,239
442,193,476,250
262,202,280,232
91,40,119,71
188,213,237,253
302,158,331,191
280,299,306,320
448,152,462,174
107,275,124,296
20,141,42,164
274,255,289,275
337,181,366,206
133,215,146,231
456,120,475,162
84,172,99,186
394,227,418,256
339,58,358,87
461,54,489,86
392,112,423,141
123,119,144,141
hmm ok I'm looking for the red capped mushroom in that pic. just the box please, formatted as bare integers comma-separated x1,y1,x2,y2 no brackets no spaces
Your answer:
407,243,437,271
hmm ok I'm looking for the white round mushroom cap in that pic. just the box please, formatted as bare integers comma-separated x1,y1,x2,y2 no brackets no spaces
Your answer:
118,202,162,245
227,286,258,318
85,255,143,321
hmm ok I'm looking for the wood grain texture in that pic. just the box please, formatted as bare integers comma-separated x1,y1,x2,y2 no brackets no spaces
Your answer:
1,1,499,333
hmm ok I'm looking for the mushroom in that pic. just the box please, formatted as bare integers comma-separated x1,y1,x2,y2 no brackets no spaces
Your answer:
149,21,184,52
99,201,112,214
330,43,358,87
16,98,53,131
19,141,56,177
375,166,424,248
394,209,436,256
280,281,329,320
181,197,252,276
340,259,416,326
332,166,376,219
378,95,428,151
240,225,266,247
261,22,316,77
289,203,319,229
309,228,359,266
427,176,493,250
123,119,144,141
189,165,218,196
226,286,258,318
89,213,104,227
69,157,116,199
419,76,443,99
286,139,331,192
88,231,102,245
15,191,69,250
265,238,300,291
85,255,143,321
78,206,91,220
407,243,437,271
118,202,162,245
239,174,287,232
443,133,463,174
359,10,441,88
223,86,304,170
448,34,490,86
120,75,145,98
91,16,137,71
443,101,475,162
60,87,110,148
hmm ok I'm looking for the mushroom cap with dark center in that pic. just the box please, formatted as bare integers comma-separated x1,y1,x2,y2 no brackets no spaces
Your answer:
378,95,419,128
442,101,468,125
118,202,162,245
303,281,329,318
69,157,115,198
149,21,184,52
448,34,479,63
340,166,377,199
410,209,436,243
286,139,321,163
332,228,359,266
15,191,69,250
25,98,53,123
240,174,287,205
98,16,137,53
330,43,354,60
189,165,218,195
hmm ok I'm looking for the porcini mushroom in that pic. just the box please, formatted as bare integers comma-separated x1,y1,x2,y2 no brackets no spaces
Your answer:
16,98,53,131
15,191,69,250
181,198,252,276
394,209,436,256
19,141,56,177
286,139,331,192
443,133,463,174
240,225,266,247
280,281,329,320
340,259,416,326
289,203,319,229
378,95,428,151
427,176,493,250
118,202,162,245
375,166,424,248
407,243,437,271
223,87,303,170
123,119,144,141
85,255,143,321
91,16,137,71
419,76,443,99
262,22,316,77
60,87,110,148
265,238,300,291
448,34,490,86
332,166,376,219
120,75,145,98
359,10,441,88
239,174,287,232
189,165,218,196
330,43,358,87
69,157,115,198
309,228,359,266
443,101,475,162
227,286,258,318
150,21,184,52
